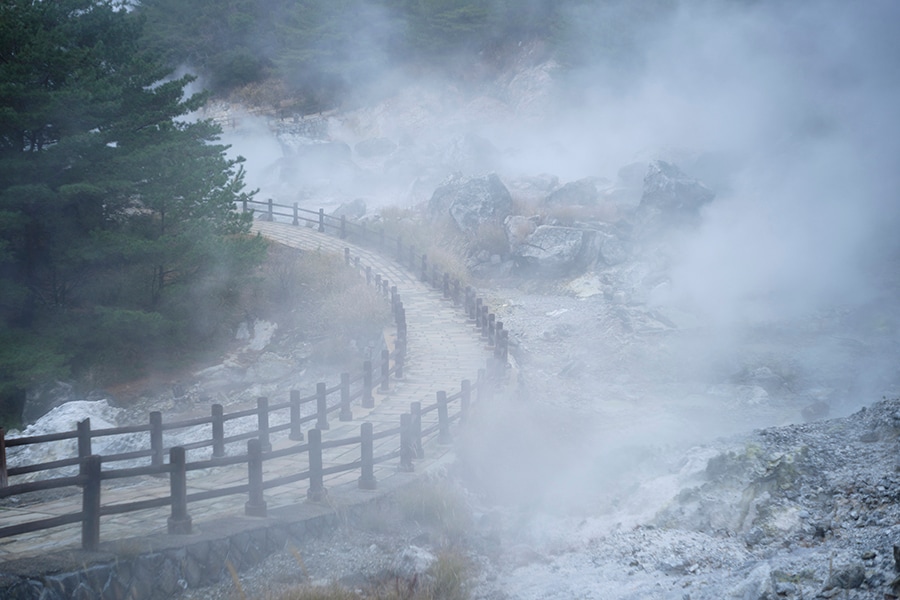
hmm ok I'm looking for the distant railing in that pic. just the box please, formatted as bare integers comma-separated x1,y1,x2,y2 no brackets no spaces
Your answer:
0,208,512,552
244,197,511,366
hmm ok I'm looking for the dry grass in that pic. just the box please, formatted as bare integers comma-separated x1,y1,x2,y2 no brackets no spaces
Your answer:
259,549,470,600
252,243,391,365
395,480,473,542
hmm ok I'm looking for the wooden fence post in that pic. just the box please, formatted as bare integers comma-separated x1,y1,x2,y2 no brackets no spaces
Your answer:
318,208,325,232
257,397,271,452
394,342,404,379
289,390,304,441
399,414,414,472
460,379,471,425
365,265,372,285
307,429,326,501
267,198,273,220
292,202,299,226
480,306,489,339
358,423,377,490
488,314,496,347
0,428,7,488
375,273,382,291
362,360,374,408
77,418,92,461
380,349,390,392
316,382,329,430
81,454,101,551
245,439,267,517
437,391,451,444
167,446,192,534
397,307,407,346
340,373,352,421
474,298,483,328
150,412,163,468
212,404,225,458
410,402,424,459
476,369,486,404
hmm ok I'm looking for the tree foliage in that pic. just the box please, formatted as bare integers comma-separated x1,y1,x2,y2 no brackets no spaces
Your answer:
0,0,265,424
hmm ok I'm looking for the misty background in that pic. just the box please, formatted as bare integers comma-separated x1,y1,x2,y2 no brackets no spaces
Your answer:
177,0,900,514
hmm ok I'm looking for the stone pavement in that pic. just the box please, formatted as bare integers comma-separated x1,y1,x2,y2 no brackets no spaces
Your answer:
0,220,492,566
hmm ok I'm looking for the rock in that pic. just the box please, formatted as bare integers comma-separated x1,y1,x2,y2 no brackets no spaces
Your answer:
391,546,436,581
545,177,609,206
331,198,367,220
504,214,540,248
513,226,598,275
354,137,397,158
598,232,629,266
639,160,714,213
633,161,715,235
825,564,865,590
23,381,77,424
727,563,772,600
428,173,513,236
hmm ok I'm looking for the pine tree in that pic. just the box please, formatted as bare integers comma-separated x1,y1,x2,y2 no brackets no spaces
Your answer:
0,0,264,424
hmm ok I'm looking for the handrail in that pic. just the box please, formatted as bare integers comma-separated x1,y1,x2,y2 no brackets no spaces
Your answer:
0,208,511,555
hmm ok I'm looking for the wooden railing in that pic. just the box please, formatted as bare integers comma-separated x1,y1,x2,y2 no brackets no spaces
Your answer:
0,206,511,552
246,198,511,365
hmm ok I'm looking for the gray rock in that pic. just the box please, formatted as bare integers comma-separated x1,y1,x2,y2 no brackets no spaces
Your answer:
331,198,367,220
639,160,715,214
825,564,865,590
391,546,436,581
599,233,629,266
633,161,715,236
504,215,540,249
514,226,598,275
428,173,513,236
545,177,609,206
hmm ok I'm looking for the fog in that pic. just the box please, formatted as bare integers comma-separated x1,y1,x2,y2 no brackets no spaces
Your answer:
215,0,900,516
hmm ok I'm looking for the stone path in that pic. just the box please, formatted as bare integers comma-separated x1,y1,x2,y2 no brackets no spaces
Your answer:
0,220,492,563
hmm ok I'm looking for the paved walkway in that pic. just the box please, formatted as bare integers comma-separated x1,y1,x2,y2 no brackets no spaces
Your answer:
0,220,491,563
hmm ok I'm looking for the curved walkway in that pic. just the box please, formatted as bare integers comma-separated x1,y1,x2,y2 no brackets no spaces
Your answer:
0,221,491,564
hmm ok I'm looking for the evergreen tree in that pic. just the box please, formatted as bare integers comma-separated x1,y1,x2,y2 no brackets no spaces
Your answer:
0,0,264,424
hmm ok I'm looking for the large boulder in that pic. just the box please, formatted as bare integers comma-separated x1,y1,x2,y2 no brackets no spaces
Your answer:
639,160,715,214
634,161,715,235
428,173,513,236
545,177,609,206
331,198,367,220
513,225,599,275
